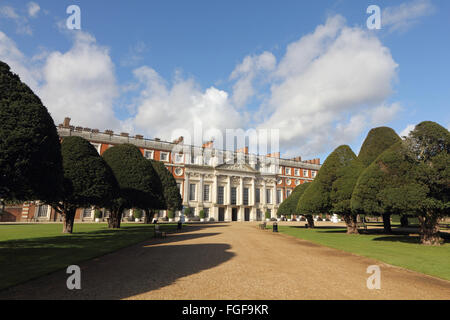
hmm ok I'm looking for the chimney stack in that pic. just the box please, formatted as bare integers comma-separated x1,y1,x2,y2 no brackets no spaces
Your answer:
266,152,280,159
202,140,214,148
236,147,249,154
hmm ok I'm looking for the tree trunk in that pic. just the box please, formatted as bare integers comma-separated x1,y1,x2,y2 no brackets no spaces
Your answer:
108,209,122,229
344,214,358,234
144,209,152,224
400,215,409,228
382,213,392,233
418,214,442,246
62,209,76,234
306,215,315,228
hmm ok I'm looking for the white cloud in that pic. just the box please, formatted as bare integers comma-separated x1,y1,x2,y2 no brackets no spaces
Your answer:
39,32,120,130
0,31,40,88
230,51,276,107
0,14,403,159
0,30,120,130
27,2,40,18
383,0,435,33
368,102,403,126
130,66,244,141
258,15,399,157
400,124,415,138
0,5,33,35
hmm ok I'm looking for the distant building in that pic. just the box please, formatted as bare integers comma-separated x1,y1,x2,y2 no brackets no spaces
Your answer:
1,118,321,222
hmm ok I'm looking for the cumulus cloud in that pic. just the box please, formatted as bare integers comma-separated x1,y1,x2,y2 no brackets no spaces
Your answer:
27,2,40,18
130,66,244,142
39,32,120,130
0,5,33,35
383,0,435,33
230,51,276,107
0,13,403,158
258,15,399,157
0,31,40,88
0,30,120,130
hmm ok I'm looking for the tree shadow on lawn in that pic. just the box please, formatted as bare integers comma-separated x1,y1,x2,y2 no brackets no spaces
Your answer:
0,224,222,292
372,233,450,244
1,240,235,300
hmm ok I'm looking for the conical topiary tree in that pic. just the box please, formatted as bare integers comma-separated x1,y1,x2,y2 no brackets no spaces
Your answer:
278,182,310,218
358,127,401,167
148,159,182,222
0,60,63,203
350,127,402,233
102,144,161,229
297,145,356,230
50,136,119,233
352,121,449,245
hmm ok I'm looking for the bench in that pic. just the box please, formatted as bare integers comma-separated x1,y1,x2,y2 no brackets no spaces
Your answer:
259,222,267,230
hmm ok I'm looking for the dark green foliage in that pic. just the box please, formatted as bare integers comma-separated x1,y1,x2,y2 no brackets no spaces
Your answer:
353,122,449,245
102,144,160,228
331,158,364,215
277,183,310,216
59,136,118,208
358,127,401,167
297,145,356,215
149,159,182,211
0,60,63,202
52,136,118,233
352,142,424,216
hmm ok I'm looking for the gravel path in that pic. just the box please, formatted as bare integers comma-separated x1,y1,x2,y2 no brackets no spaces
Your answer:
1,223,449,300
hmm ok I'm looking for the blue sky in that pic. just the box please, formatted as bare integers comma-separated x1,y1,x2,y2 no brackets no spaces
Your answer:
0,0,449,162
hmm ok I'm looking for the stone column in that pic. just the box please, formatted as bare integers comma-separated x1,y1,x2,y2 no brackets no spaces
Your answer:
184,173,190,206
251,178,256,221
199,174,204,206
273,180,277,218
262,180,267,205
227,175,232,205
239,177,244,206
213,175,218,204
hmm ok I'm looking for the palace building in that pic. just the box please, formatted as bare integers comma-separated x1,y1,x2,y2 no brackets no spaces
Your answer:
1,118,321,223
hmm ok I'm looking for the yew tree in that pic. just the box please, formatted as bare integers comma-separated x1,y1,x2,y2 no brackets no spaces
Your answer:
148,159,182,223
405,121,449,245
358,127,401,167
50,136,118,233
352,121,449,246
297,145,356,229
102,144,161,229
0,60,63,203
354,127,401,232
278,183,310,217
330,155,364,234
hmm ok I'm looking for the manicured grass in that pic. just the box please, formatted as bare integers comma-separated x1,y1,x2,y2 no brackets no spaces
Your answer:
0,223,177,291
275,225,450,281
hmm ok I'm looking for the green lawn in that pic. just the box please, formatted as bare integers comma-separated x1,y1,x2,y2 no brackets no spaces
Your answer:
0,223,177,291
274,225,450,281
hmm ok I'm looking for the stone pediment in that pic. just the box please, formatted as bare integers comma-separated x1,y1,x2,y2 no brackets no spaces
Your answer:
215,162,257,173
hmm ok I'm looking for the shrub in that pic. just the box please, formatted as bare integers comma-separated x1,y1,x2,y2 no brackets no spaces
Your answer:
167,210,175,219
133,209,143,220
184,207,192,217
199,210,206,219
94,209,102,219
265,211,271,220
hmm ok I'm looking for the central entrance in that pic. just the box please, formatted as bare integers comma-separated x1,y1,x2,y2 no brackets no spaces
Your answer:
232,208,238,221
